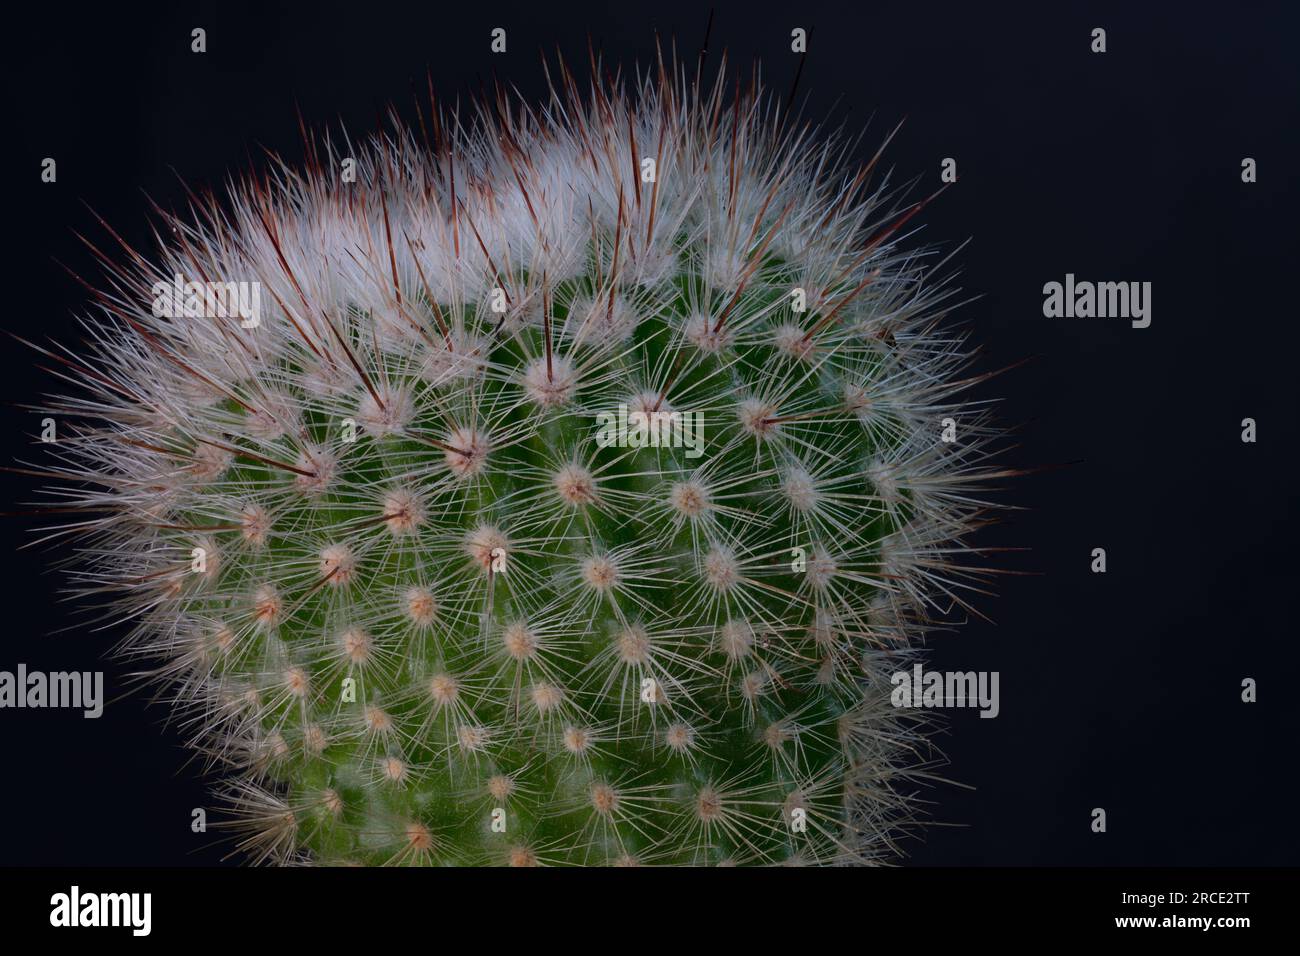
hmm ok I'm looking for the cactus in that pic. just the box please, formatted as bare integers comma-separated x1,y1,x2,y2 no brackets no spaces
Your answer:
29,58,1002,866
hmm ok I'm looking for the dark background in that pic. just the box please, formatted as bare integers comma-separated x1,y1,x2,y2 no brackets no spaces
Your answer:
2,1,1296,866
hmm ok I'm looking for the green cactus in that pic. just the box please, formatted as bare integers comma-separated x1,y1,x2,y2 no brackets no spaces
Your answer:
33,60,999,865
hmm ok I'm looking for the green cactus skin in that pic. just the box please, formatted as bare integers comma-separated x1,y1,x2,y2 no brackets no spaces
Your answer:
33,60,999,866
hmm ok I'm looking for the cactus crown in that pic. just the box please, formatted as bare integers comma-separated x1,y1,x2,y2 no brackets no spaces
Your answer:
33,55,999,865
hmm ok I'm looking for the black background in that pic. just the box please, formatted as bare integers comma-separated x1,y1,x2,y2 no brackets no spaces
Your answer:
2,0,1296,867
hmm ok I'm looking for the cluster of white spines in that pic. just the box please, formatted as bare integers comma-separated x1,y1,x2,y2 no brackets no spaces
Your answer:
30,55,1001,865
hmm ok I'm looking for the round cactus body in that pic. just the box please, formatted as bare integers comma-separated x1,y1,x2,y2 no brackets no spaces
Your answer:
35,63,998,865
